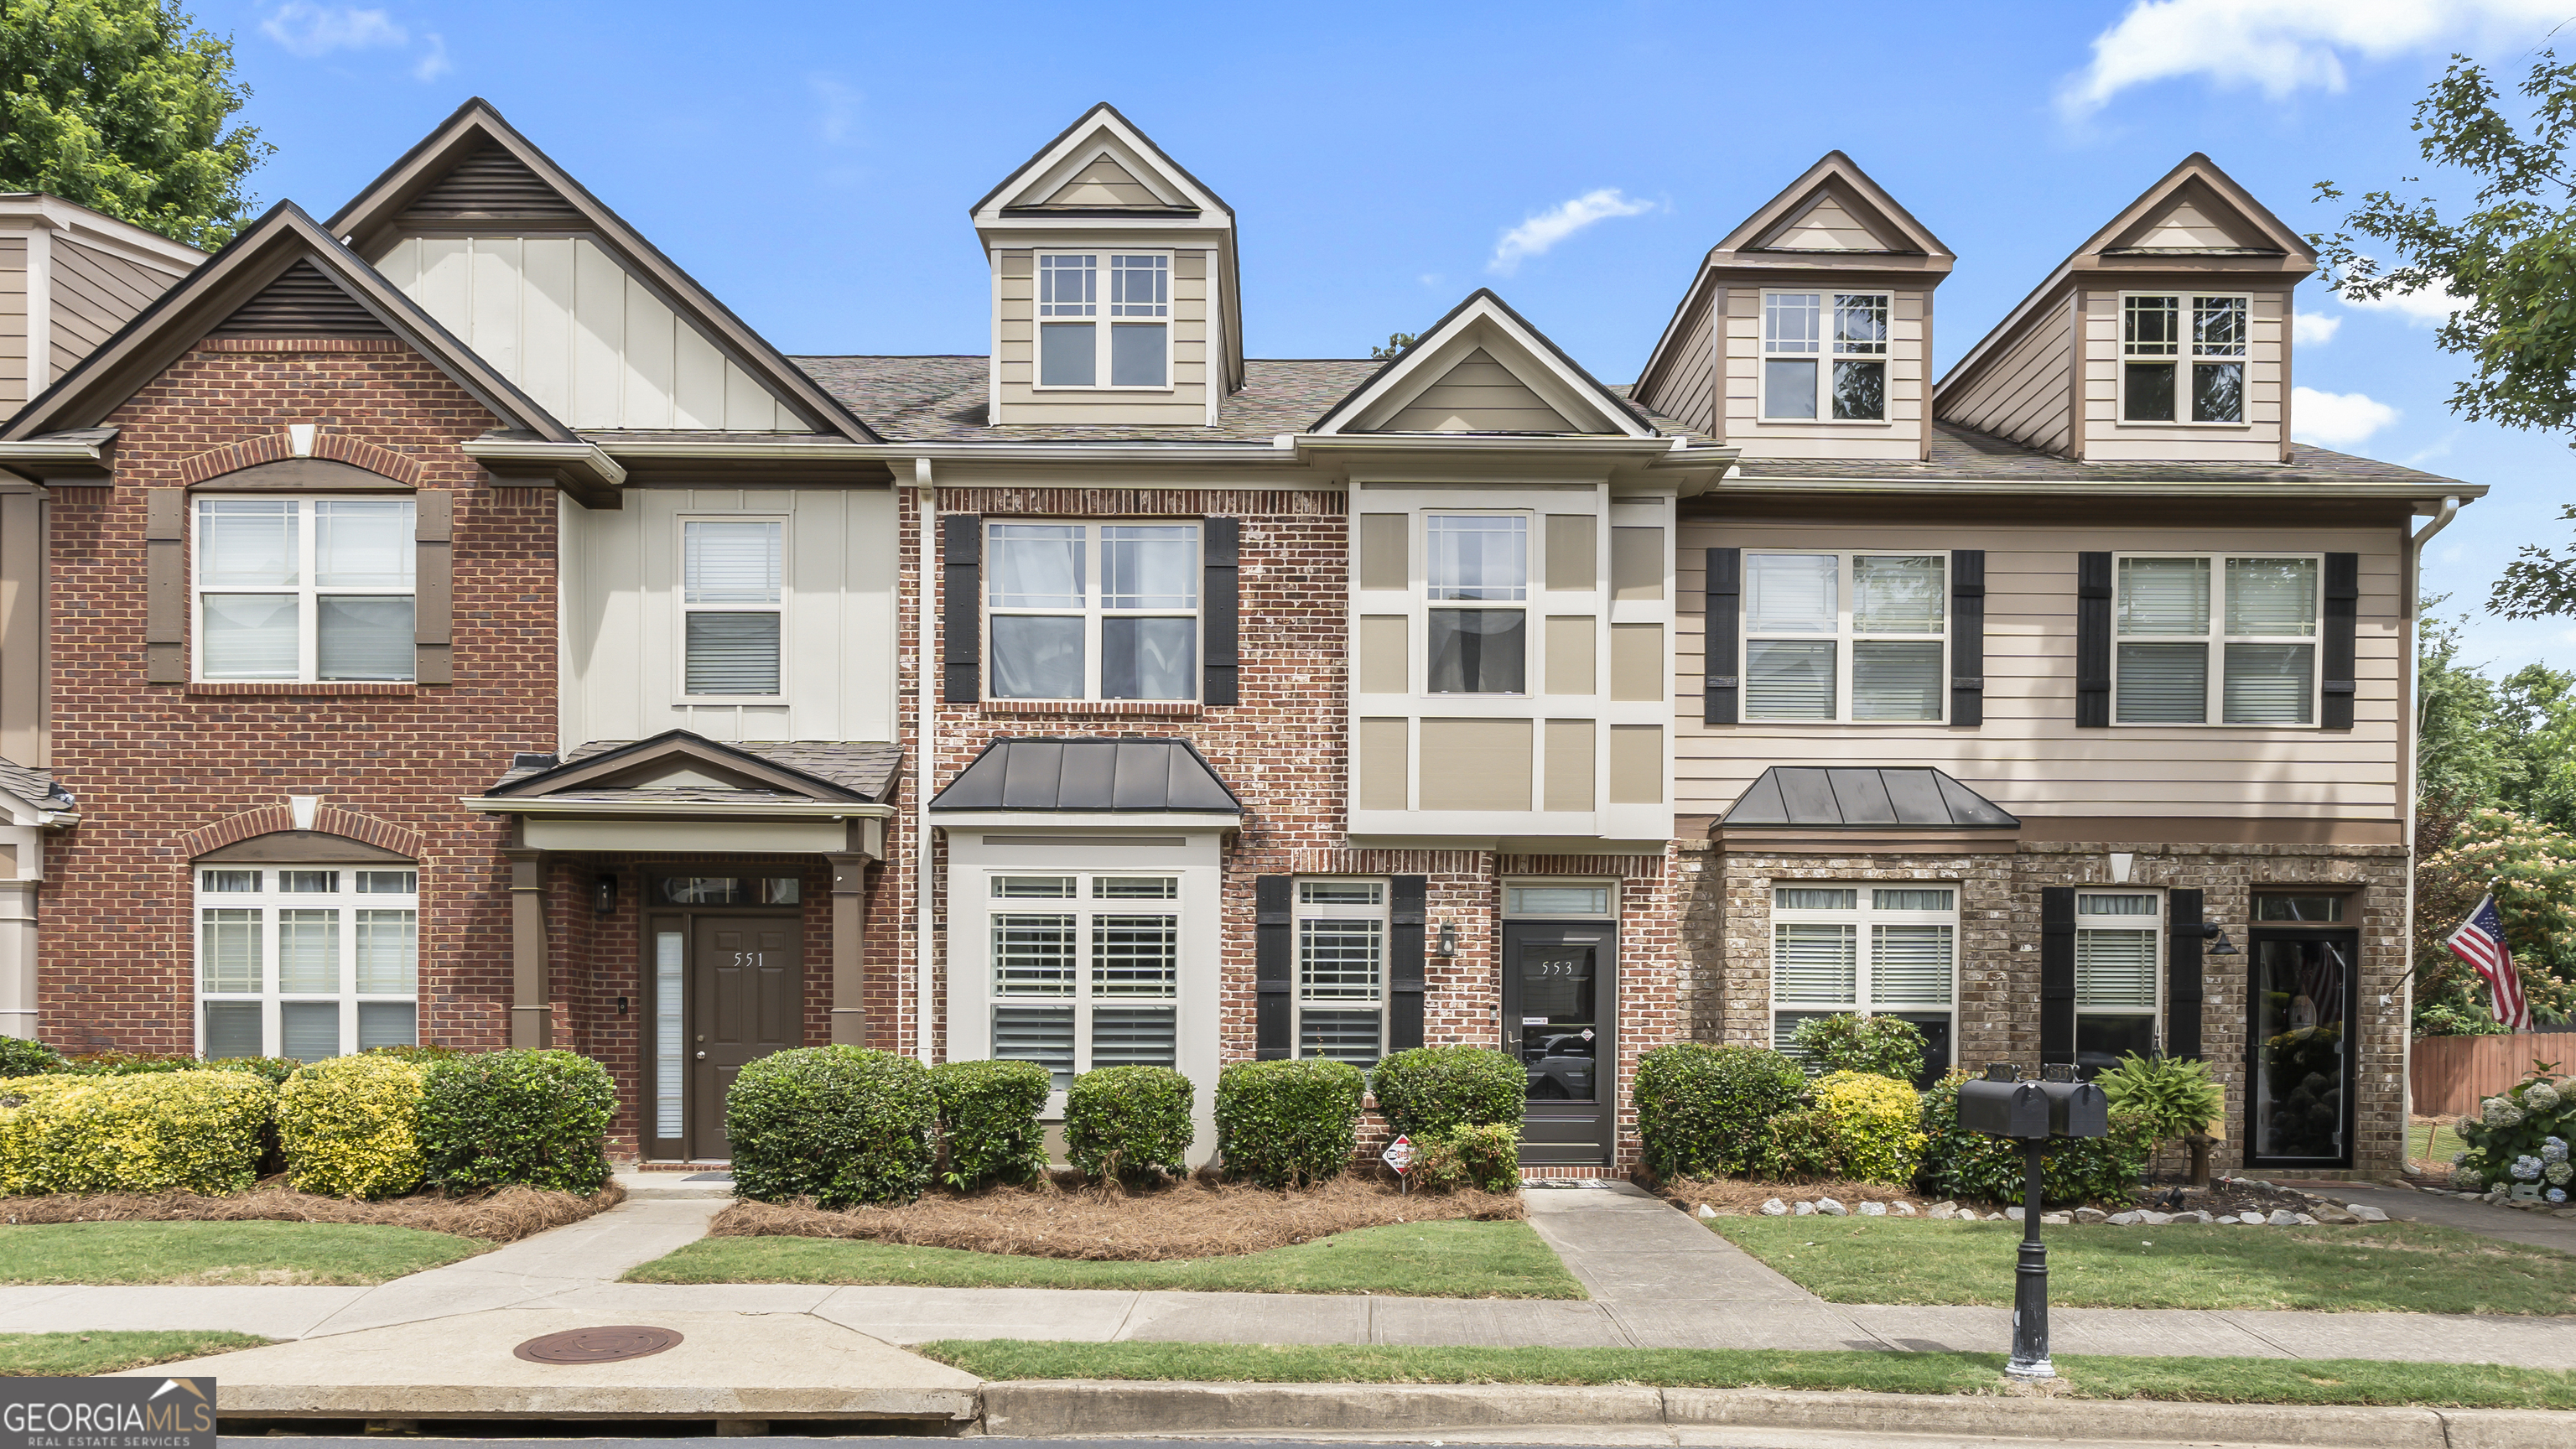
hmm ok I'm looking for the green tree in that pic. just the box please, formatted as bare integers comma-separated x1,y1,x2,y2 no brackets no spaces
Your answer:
1368,332,1420,361
1,0,267,248
2416,604,2508,814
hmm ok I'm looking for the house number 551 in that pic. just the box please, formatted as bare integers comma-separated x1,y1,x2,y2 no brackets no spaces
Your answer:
733,952,765,967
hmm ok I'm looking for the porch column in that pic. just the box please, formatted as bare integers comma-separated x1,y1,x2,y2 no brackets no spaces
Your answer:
505,847,550,1047
828,851,867,1045
0,877,36,1040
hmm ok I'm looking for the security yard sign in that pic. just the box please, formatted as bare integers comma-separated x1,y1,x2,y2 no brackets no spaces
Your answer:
1382,1134,1414,1174
3,1376,215,1449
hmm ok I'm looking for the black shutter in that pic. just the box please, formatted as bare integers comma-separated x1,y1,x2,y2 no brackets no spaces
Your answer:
2075,552,2112,728
1202,517,1239,706
1704,547,1741,724
1389,875,1427,1051
2320,552,2358,730
941,514,981,704
2040,886,2077,1066
1950,549,1985,727
1255,875,1292,1059
2167,888,2206,1060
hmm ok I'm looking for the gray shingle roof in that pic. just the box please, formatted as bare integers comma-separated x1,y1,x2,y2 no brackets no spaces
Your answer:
792,356,1382,444
1724,766,2018,828
930,738,1240,813
0,761,70,812
1729,423,2464,486
490,738,903,802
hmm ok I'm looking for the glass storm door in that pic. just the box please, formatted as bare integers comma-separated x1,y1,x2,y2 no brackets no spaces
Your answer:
1502,923,1614,1167
2246,929,2357,1169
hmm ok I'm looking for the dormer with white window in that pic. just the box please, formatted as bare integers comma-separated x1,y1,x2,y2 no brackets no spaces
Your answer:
1935,154,2316,463
1632,153,1952,461
973,104,1242,428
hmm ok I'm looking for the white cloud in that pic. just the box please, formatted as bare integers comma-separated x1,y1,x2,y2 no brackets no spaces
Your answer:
262,3,408,57
2292,386,2400,445
808,76,862,145
412,33,449,80
1488,189,1656,275
2292,311,2341,345
2059,0,2568,117
2342,283,2470,325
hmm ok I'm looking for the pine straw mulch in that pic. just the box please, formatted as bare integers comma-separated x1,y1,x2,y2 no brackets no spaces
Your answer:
0,1179,625,1242
1648,1176,1927,1216
710,1171,1523,1260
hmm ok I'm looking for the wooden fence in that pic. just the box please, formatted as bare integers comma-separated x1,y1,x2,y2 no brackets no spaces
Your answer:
2410,1032,2576,1116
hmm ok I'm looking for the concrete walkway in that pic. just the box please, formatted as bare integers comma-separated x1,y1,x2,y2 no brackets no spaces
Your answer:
2309,1180,2576,1255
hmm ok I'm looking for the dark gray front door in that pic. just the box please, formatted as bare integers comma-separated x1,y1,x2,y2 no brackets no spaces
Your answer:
1502,922,1613,1167
690,916,802,1161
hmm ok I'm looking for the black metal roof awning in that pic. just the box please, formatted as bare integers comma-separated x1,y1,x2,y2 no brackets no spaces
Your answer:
1722,766,2018,829
929,738,1242,813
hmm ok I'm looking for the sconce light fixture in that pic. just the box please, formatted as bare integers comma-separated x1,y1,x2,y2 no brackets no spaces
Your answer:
2194,921,2241,957
593,872,619,917
1436,922,1457,958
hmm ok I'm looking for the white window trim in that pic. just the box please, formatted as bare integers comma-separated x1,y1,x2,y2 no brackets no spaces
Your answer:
1293,878,1389,1065
195,865,420,1061
2116,291,2251,428
2075,889,2164,1062
1032,250,1176,392
1740,550,1948,724
984,520,1202,703
2110,551,2322,729
1420,510,1533,698
192,494,416,684
1768,882,1958,1056
1758,288,1893,426
675,513,790,704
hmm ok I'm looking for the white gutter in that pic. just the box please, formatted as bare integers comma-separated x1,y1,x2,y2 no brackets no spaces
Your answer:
1712,475,2490,502
460,436,629,487
914,455,938,1064
2402,495,2462,1164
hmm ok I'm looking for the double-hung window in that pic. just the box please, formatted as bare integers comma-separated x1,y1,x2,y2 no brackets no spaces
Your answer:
1742,552,1945,722
682,520,784,696
197,866,419,1062
989,873,1179,1088
1425,514,1527,693
1295,880,1386,1065
2075,891,2161,1076
2122,294,2246,423
195,497,414,682
1769,885,1955,1083
1037,252,1171,387
987,522,1198,700
1761,291,1889,421
2114,554,2318,724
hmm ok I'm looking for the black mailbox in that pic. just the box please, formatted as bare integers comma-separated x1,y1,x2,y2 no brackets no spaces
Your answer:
1958,1062,2052,1139
2035,1077,2109,1139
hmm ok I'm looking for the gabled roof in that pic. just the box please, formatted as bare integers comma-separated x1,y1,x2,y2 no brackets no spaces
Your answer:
1310,289,1658,438
1723,766,2017,829
484,730,899,804
3,200,574,446
325,98,881,444
930,737,1240,813
971,102,1234,221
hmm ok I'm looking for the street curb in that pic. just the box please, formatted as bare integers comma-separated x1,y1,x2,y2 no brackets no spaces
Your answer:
976,1380,2572,1447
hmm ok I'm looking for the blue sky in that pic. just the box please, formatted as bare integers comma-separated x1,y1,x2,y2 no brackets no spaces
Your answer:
202,0,2576,673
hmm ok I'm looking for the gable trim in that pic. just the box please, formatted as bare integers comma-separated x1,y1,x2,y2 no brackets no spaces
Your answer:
1716,152,1951,260
484,729,880,803
1310,289,1658,439
970,102,1233,221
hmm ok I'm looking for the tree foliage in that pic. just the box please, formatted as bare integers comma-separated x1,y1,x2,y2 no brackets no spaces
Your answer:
0,0,267,248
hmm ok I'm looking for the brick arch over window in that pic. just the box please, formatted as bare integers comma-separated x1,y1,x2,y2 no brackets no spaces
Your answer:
179,805,424,862
176,432,427,488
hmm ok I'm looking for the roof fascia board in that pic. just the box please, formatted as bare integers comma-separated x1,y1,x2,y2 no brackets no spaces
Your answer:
994,131,1192,213
1311,290,1656,438
2070,154,2315,265
970,103,1234,221
464,797,894,819
0,195,205,269
1713,152,1953,260
1341,323,1616,436
931,810,1240,828
1706,476,2484,501
488,730,875,802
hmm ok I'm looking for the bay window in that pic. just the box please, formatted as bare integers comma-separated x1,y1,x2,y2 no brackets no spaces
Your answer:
1037,252,1171,387
2122,293,2246,423
2075,891,2161,1077
2114,553,2318,724
1762,291,1889,422
1295,880,1386,1065
989,872,1179,1088
198,866,419,1062
195,497,414,682
682,519,784,696
1426,514,1527,693
1770,884,1955,1083
1742,551,1945,722
987,522,1199,700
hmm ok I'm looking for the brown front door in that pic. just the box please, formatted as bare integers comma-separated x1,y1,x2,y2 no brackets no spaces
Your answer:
688,915,802,1160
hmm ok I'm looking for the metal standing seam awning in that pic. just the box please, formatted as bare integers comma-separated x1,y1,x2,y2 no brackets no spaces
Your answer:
928,738,1242,815
1722,766,2018,830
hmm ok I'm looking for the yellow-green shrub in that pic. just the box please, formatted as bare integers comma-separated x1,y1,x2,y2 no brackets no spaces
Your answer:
277,1054,428,1200
0,1070,274,1195
1758,1069,1928,1186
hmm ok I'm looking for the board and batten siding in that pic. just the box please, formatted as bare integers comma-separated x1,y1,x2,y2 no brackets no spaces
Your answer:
1674,521,2404,820
0,237,25,411
373,236,798,432
992,247,1208,426
1722,286,1926,460
49,239,182,382
559,486,899,747
1940,295,2073,454
1636,285,1719,438
2080,288,2287,462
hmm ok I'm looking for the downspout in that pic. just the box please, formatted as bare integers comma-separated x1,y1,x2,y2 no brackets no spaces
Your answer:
2402,496,2460,1163
915,456,938,1064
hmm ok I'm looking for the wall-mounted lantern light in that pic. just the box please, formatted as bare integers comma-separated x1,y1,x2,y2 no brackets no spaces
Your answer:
2194,921,2241,957
593,872,619,917
1436,922,1457,958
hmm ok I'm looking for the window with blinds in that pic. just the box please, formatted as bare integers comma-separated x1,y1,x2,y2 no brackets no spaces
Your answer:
1769,885,1955,1074
1742,552,1945,723
682,519,784,696
986,871,1182,1089
1296,879,1388,1065
988,522,1199,700
2075,891,2162,1073
2114,554,2318,725
195,496,416,683
196,865,419,1062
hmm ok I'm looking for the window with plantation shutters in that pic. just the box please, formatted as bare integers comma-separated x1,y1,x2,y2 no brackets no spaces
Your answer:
1769,885,1955,1082
682,520,784,696
2075,891,2162,1076
2113,553,2319,725
984,871,1180,1090
1742,552,1946,723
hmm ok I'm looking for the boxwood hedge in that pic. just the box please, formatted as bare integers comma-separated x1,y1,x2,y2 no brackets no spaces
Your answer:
930,1058,1051,1190
728,1046,936,1208
1632,1042,1805,1179
1065,1065,1192,1182
1214,1057,1363,1187
418,1049,615,1194
1369,1045,1523,1139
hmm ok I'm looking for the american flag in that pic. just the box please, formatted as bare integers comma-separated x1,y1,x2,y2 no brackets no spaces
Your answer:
2445,893,2532,1031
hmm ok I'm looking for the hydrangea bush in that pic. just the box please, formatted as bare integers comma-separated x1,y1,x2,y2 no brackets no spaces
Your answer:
2454,1066,2575,1195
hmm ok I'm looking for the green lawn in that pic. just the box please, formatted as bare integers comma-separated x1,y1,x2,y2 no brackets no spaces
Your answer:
0,1332,271,1377
922,1340,2576,1410
1709,1216,2576,1315
0,1221,488,1285
2413,1120,2469,1170
628,1219,1582,1298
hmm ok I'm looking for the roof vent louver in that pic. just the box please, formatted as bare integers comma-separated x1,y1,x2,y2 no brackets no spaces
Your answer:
206,259,397,340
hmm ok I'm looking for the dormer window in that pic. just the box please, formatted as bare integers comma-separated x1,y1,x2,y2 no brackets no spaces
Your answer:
1037,252,1171,387
1760,291,1888,422
2121,293,2246,423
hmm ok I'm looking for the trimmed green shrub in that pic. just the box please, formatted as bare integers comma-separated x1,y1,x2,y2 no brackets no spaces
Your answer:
1408,1123,1520,1193
1917,1070,2153,1207
0,1038,61,1078
0,1070,274,1195
1633,1043,1805,1179
1065,1065,1193,1182
1370,1046,1523,1139
53,1051,299,1086
930,1058,1050,1191
729,1046,935,1208
1215,1057,1364,1187
1757,1070,1929,1185
363,1045,468,1065
418,1050,615,1194
1789,1014,1929,1084
277,1054,429,1200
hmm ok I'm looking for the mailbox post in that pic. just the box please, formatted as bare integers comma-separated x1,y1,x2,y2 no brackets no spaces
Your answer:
1956,1062,2108,1380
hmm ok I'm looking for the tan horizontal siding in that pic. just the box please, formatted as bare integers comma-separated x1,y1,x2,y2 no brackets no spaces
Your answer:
1940,297,2070,453
1638,287,1717,436
50,239,179,379
2079,288,2285,460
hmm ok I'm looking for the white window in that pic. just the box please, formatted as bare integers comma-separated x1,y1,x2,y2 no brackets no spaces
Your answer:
196,866,419,1062
1037,252,1171,387
681,519,784,697
988,872,1180,1088
987,522,1199,700
1742,552,1945,722
1761,291,1889,422
2114,554,2318,725
1769,884,1955,1080
195,496,414,682
2121,293,2246,423
1295,880,1386,1065
1425,513,1527,694
2076,891,2161,1075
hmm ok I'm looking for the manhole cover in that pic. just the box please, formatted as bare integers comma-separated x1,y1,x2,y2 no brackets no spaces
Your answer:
512,1326,684,1364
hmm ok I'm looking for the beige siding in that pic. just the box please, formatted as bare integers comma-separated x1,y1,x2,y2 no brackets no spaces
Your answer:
2079,288,2287,462
1358,514,1406,589
1545,719,1594,811
1722,286,1929,460
1766,195,1883,252
1359,718,1409,810
1611,623,1663,701
1608,724,1664,803
0,237,24,411
1379,348,1572,432
1545,515,1595,590
1420,719,1533,811
50,239,181,382
994,246,1210,425
1358,615,1406,693
1675,519,2406,820
1544,615,1596,695
1940,295,2073,453
1636,284,1717,437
